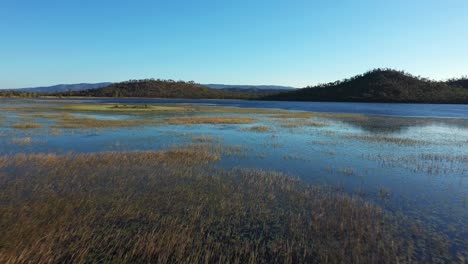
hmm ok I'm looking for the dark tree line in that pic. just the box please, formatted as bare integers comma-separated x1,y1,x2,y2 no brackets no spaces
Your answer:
0,91,40,98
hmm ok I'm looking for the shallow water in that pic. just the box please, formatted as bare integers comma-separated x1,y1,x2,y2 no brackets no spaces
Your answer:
37,97,468,118
1,98,467,253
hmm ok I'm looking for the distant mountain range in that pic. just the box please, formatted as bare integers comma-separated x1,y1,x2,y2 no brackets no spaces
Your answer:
9,83,112,93
262,69,468,104
8,83,295,94
3,70,467,103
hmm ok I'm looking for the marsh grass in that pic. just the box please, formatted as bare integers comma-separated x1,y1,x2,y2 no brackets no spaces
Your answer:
197,106,281,115
0,146,454,263
11,123,42,129
269,115,329,128
9,137,32,145
279,120,328,128
63,104,193,113
167,116,255,125
24,113,66,119
191,135,221,143
243,125,270,132
345,134,428,146
365,153,468,175
339,167,358,176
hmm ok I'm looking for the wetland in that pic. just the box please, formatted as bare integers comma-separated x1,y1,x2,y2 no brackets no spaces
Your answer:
0,98,467,263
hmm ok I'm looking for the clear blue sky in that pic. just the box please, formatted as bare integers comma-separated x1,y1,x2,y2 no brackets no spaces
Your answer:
1,0,467,88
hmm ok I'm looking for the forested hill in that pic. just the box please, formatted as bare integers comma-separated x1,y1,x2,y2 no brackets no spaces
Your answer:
262,69,468,104
60,79,254,99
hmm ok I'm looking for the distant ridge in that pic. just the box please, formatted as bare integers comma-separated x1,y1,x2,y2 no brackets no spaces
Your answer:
10,83,112,93
262,69,468,104
204,84,296,95
204,84,296,90
62,79,254,99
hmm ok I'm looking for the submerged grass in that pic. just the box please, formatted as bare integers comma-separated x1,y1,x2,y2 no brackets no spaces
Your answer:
345,134,428,146
364,153,468,175
167,116,255,125
0,146,454,263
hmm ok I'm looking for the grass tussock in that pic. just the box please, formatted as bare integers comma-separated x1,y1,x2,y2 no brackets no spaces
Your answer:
55,115,151,128
11,123,42,129
0,146,454,263
167,116,255,125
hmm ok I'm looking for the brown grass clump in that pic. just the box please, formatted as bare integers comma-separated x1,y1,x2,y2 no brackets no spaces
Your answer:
11,123,42,129
167,116,255,125
0,146,454,263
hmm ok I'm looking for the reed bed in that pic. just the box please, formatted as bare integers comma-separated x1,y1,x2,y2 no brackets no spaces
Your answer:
0,145,454,263
167,116,255,125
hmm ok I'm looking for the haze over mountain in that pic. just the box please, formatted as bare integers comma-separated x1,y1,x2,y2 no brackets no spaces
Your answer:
262,69,468,104
9,82,294,95
9,83,112,93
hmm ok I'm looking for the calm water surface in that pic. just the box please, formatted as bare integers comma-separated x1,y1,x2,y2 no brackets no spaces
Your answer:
39,98,468,118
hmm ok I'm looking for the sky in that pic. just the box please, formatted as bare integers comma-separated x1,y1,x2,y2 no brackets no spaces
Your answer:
1,0,467,89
